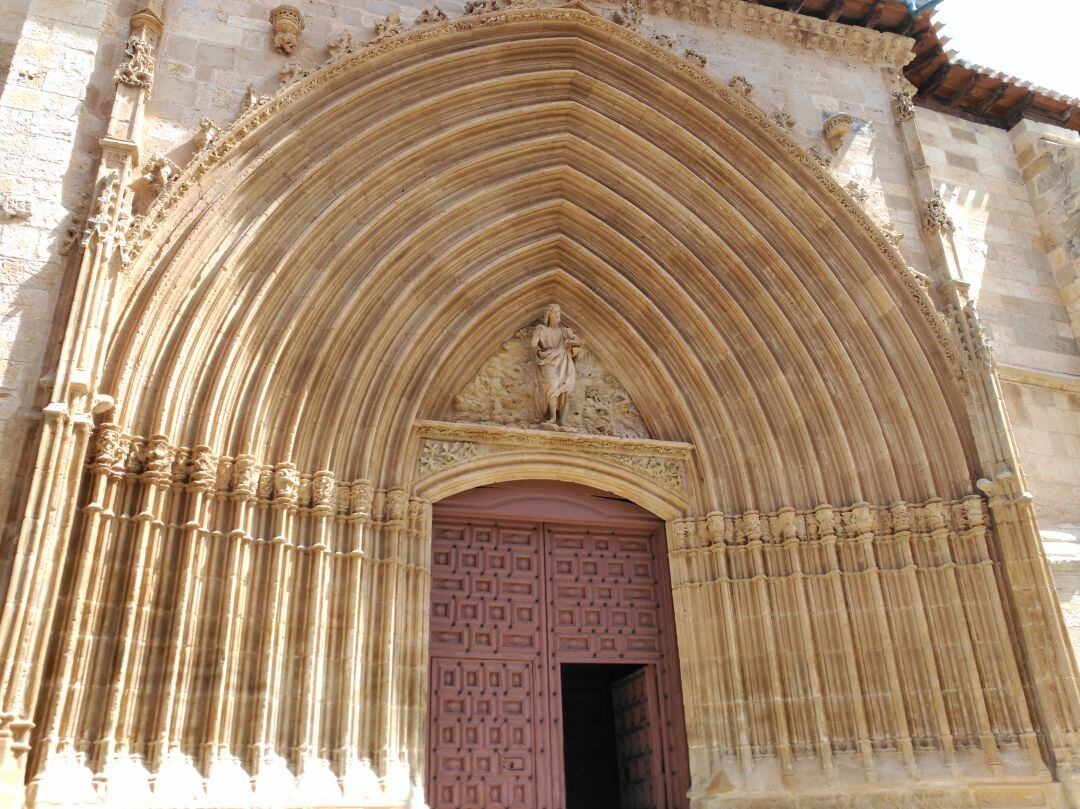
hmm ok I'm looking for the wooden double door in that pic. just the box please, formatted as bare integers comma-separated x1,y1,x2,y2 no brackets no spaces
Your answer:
427,482,688,809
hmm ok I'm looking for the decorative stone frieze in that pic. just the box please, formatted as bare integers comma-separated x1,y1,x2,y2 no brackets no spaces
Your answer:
415,419,691,497
923,191,955,234
610,454,684,489
418,440,480,474
641,0,914,69
269,5,304,55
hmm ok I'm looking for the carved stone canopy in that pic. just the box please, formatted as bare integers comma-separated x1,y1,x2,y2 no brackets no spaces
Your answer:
449,320,651,439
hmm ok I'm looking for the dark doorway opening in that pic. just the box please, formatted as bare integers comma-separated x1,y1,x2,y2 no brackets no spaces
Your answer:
561,663,660,809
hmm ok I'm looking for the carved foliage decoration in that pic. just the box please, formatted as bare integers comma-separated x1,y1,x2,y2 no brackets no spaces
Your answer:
892,89,916,123
419,440,480,474
923,191,955,234
450,327,651,438
374,13,404,38
115,34,155,91
416,6,448,25
612,0,643,30
142,155,179,194
728,75,753,96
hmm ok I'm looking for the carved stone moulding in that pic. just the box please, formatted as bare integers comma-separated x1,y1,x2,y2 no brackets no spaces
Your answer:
414,419,692,495
270,4,305,55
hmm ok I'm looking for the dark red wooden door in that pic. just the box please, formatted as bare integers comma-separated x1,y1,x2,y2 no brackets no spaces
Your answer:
612,667,663,809
428,521,554,809
428,482,689,809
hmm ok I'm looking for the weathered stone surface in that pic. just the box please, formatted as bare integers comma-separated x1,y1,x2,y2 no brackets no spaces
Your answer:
0,3,1078,809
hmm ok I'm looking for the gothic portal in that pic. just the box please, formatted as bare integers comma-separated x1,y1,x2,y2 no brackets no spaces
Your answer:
1,5,1080,809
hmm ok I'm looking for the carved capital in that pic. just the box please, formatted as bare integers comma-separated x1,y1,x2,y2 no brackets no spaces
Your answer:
273,462,299,505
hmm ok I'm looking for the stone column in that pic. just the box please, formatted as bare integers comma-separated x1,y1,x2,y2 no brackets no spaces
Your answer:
0,6,163,808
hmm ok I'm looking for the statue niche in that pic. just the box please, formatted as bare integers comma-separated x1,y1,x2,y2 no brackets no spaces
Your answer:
450,305,651,439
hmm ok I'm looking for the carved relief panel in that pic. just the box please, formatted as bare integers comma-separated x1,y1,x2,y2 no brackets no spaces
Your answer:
450,322,650,439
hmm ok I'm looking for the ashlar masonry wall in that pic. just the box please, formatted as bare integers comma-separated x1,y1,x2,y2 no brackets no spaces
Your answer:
0,0,134,560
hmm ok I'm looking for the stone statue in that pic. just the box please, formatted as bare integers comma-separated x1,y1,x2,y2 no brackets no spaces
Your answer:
531,304,583,429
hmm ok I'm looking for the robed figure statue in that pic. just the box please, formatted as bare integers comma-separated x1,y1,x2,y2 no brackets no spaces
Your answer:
531,304,584,428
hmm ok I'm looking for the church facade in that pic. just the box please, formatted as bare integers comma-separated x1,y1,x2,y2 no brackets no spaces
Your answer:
1,0,1080,807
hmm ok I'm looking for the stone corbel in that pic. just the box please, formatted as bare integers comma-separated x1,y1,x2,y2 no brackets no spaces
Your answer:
822,112,853,152
269,5,304,55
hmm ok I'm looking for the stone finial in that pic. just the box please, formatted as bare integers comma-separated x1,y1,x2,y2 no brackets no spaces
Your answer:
892,89,916,123
881,223,904,247
823,112,853,151
270,5,304,55
240,84,270,115
844,180,869,205
278,62,311,85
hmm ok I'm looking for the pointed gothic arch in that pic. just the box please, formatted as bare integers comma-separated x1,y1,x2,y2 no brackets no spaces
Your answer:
4,7,1080,809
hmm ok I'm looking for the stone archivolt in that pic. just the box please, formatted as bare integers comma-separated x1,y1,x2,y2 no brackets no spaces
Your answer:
4,7,1080,809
